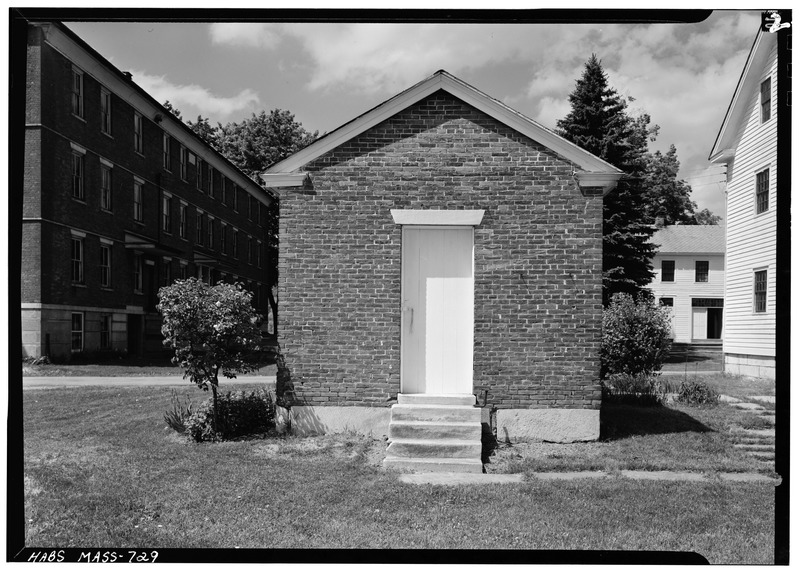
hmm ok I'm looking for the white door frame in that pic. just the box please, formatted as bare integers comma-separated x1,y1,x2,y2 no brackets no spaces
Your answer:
391,209,484,395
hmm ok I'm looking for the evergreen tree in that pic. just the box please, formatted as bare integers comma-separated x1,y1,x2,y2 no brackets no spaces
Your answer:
556,55,657,304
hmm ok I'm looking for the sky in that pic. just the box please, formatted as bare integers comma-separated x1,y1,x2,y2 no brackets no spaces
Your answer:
65,10,763,222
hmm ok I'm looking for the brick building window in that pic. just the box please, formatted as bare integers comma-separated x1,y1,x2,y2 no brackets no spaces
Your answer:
180,145,188,181
209,166,216,198
196,158,204,191
756,169,769,214
179,262,188,280
100,165,112,211
233,185,238,211
220,223,227,254
71,313,84,352
133,180,143,222
100,315,111,349
207,217,215,249
71,237,84,283
248,196,254,220
754,270,767,313
133,254,143,293
134,112,143,153
221,176,227,204
161,258,172,287
100,243,112,288
761,77,771,123
163,133,171,171
71,67,83,118
196,211,203,243
695,261,709,283
179,203,187,238
248,236,253,264
256,240,262,268
100,88,112,135
72,152,84,200
162,193,172,233
232,229,239,259
661,260,675,282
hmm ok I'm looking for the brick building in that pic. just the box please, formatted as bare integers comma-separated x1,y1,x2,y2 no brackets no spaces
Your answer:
263,70,621,463
22,21,275,360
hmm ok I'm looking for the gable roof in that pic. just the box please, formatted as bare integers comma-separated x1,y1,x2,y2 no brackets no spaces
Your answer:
651,225,725,255
262,70,623,194
709,29,777,163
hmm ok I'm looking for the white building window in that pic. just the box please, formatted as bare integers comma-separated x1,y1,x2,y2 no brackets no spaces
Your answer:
756,169,769,214
760,77,771,123
754,270,767,313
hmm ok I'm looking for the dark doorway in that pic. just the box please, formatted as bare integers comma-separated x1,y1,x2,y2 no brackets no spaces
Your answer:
127,314,143,356
707,307,723,339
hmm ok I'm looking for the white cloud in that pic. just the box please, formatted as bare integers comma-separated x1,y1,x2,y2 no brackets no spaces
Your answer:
130,69,261,119
209,23,283,49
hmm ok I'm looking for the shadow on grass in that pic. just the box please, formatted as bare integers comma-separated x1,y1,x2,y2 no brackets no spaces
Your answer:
601,403,714,441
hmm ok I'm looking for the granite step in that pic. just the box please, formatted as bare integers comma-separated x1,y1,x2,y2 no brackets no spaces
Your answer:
389,420,482,440
383,456,483,473
385,439,482,460
390,403,482,423
397,393,476,406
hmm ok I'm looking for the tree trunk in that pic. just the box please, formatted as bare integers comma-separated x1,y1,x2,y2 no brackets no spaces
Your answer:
268,288,278,335
211,369,220,438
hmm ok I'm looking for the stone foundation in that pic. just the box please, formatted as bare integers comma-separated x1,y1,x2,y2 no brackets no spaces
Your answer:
724,353,776,380
285,404,599,443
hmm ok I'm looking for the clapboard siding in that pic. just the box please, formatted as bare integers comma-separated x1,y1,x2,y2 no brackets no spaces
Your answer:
647,253,724,343
722,39,777,359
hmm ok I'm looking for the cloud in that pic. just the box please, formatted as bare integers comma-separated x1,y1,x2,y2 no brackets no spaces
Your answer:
129,69,261,118
209,23,283,49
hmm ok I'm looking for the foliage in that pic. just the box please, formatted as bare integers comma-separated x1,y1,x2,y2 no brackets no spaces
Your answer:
163,100,182,120
216,109,318,179
186,115,220,149
157,278,262,435
186,389,276,442
677,381,721,406
600,292,673,379
642,145,697,225
164,389,195,434
556,54,658,303
601,372,668,406
693,208,722,225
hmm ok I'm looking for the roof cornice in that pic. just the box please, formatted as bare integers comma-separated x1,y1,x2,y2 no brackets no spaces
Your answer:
264,70,622,186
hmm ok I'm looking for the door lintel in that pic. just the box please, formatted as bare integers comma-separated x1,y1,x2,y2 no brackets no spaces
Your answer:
391,209,484,226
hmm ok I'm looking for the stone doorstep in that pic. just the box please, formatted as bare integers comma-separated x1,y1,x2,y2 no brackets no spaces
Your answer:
397,393,477,406
384,457,483,474
734,444,774,452
385,439,482,459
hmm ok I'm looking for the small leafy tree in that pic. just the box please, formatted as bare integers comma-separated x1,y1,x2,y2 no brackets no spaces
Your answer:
157,278,262,436
600,292,673,379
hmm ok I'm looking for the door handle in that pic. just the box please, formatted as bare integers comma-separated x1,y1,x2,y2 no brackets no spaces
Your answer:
403,306,413,332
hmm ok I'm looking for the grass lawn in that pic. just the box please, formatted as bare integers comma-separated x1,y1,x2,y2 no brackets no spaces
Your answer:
18,383,775,562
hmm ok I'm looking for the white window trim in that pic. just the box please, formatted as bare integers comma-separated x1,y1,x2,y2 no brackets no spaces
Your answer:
754,165,771,216
753,267,769,314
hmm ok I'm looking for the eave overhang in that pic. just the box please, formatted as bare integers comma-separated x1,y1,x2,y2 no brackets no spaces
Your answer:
124,232,183,256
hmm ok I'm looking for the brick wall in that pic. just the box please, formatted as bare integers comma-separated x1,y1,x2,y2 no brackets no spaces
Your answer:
278,91,603,410
21,23,274,359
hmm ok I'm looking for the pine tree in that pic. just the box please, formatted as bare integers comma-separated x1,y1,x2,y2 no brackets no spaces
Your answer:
556,55,657,304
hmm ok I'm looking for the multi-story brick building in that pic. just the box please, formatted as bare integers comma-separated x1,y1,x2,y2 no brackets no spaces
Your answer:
22,21,275,360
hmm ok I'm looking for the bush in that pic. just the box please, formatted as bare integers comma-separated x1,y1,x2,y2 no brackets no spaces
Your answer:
601,372,668,406
676,381,720,406
187,389,275,442
600,293,672,379
164,389,194,434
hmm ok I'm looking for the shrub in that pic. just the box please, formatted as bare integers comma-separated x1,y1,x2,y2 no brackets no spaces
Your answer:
187,389,275,442
601,372,667,406
600,293,672,379
676,381,720,406
164,389,194,434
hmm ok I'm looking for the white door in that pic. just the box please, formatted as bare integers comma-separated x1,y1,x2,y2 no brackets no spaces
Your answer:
692,307,708,340
401,226,474,394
